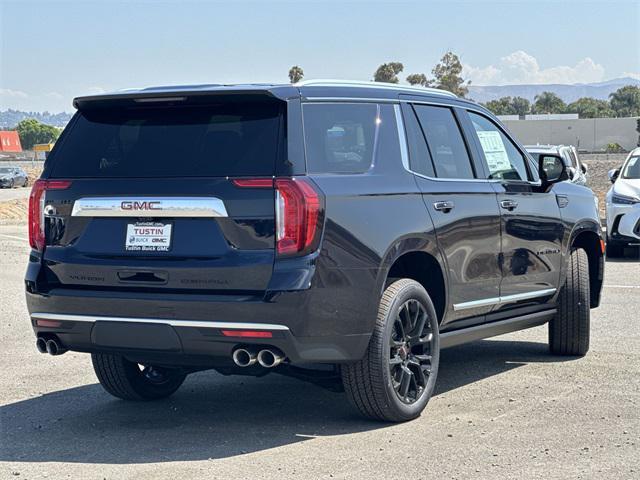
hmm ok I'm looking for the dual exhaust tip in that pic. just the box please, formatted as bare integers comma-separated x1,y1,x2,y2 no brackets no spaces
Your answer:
232,347,285,368
36,336,67,356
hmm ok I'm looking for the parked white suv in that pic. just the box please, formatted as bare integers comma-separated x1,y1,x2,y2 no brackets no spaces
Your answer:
605,147,640,257
525,145,588,186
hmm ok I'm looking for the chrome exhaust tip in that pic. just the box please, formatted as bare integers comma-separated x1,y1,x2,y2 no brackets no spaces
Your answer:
232,348,257,367
36,337,47,354
257,349,284,368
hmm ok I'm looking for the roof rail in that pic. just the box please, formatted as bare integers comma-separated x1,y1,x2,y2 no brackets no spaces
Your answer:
294,79,457,98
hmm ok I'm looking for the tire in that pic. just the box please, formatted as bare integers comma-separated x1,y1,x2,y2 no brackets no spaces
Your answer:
341,279,440,422
92,353,187,400
549,248,590,356
9,179,14,189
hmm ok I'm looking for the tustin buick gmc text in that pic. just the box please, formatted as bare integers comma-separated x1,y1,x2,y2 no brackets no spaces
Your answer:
26,80,604,422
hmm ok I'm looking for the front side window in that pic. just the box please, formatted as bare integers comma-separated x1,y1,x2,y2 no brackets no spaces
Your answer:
413,105,475,179
468,112,530,181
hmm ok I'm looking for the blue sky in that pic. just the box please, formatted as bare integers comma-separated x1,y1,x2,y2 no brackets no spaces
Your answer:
1,0,639,112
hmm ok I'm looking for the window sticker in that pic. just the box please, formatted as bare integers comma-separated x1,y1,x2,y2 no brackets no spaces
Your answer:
476,130,512,173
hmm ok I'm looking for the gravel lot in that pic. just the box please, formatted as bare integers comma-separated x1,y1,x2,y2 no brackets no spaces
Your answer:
0,223,638,480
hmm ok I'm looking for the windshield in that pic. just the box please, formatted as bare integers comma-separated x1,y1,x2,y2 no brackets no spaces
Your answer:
622,156,640,179
49,102,283,178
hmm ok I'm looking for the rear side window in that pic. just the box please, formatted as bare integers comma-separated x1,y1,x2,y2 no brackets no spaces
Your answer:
413,105,474,179
303,103,378,174
403,105,435,177
49,102,283,178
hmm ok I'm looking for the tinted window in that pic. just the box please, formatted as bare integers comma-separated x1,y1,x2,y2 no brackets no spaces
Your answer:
413,105,474,179
622,156,640,179
403,105,435,177
303,103,378,174
468,112,530,181
49,102,283,178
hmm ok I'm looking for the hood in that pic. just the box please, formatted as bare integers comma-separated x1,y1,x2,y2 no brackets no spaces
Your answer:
614,178,640,198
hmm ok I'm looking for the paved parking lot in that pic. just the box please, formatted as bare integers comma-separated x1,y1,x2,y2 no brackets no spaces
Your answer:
0,224,638,479
0,187,30,203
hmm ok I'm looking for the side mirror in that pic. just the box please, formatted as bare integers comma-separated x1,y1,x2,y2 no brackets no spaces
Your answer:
538,154,568,186
581,163,588,174
608,168,620,183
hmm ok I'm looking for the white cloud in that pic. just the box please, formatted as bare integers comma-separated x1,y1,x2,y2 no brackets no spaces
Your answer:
463,51,605,85
0,88,29,98
85,86,107,95
44,92,64,99
622,72,640,80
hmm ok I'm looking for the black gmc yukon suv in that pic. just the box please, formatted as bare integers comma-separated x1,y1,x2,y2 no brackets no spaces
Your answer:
26,81,604,422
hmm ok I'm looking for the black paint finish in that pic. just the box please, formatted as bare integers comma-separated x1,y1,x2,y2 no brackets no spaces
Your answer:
26,82,604,366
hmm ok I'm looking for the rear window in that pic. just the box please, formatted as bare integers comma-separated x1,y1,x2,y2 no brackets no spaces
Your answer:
49,102,283,178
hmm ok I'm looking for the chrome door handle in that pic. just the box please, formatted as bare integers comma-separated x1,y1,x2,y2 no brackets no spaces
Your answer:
433,201,455,213
500,199,518,211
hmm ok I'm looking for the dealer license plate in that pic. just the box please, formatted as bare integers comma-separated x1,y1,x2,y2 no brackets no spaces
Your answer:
125,222,172,252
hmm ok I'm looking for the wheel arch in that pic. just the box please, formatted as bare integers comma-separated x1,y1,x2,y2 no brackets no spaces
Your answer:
568,221,604,308
378,237,448,324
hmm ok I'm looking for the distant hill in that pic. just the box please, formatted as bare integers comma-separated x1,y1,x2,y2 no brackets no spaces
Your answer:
0,109,73,129
468,77,640,103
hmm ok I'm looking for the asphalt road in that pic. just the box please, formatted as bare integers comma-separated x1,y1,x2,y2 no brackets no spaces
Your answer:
0,224,638,479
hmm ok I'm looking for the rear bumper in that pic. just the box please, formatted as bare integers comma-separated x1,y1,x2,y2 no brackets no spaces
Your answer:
26,289,372,365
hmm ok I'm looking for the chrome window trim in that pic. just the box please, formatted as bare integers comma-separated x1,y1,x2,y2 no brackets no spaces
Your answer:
302,97,400,104
393,104,410,171
453,288,557,311
294,79,457,98
71,197,228,218
31,312,290,331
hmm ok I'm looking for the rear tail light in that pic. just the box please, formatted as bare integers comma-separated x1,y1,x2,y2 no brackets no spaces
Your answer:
232,176,324,257
28,179,72,251
275,178,322,256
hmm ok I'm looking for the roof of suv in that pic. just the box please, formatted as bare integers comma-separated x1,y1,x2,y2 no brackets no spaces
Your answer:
72,80,472,110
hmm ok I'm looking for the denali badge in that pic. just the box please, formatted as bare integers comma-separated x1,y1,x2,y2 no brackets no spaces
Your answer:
121,201,161,211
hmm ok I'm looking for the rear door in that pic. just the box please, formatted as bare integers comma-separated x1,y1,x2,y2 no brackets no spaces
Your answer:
400,101,503,325
464,110,563,308
39,98,284,293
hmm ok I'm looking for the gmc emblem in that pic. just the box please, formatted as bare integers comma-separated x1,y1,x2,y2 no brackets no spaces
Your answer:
121,201,162,211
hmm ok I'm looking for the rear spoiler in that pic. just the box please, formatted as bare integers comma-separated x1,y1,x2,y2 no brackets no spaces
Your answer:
73,85,297,110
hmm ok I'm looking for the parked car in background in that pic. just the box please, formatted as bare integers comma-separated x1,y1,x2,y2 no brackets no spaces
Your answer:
525,145,588,186
605,147,640,257
0,166,28,188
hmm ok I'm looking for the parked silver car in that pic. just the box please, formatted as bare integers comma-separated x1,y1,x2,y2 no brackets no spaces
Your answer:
525,145,588,186
0,166,29,188
605,147,640,257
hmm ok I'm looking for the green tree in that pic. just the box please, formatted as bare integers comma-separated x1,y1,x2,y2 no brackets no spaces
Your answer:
511,96,531,116
288,65,304,83
484,97,516,116
566,97,614,118
609,85,640,117
483,96,531,116
406,73,431,87
373,62,404,83
15,118,60,150
431,51,469,97
533,91,566,114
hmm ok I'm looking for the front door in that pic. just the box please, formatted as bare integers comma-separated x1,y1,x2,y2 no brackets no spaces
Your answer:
464,110,564,310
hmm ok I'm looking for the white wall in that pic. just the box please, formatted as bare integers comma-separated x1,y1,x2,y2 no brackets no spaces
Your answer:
503,117,639,151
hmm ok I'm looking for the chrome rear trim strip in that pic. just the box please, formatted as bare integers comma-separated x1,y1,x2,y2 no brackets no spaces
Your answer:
453,288,557,311
31,312,289,331
71,197,228,218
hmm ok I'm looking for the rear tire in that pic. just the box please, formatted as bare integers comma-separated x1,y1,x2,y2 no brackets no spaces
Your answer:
549,248,590,356
92,353,187,400
341,279,440,422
